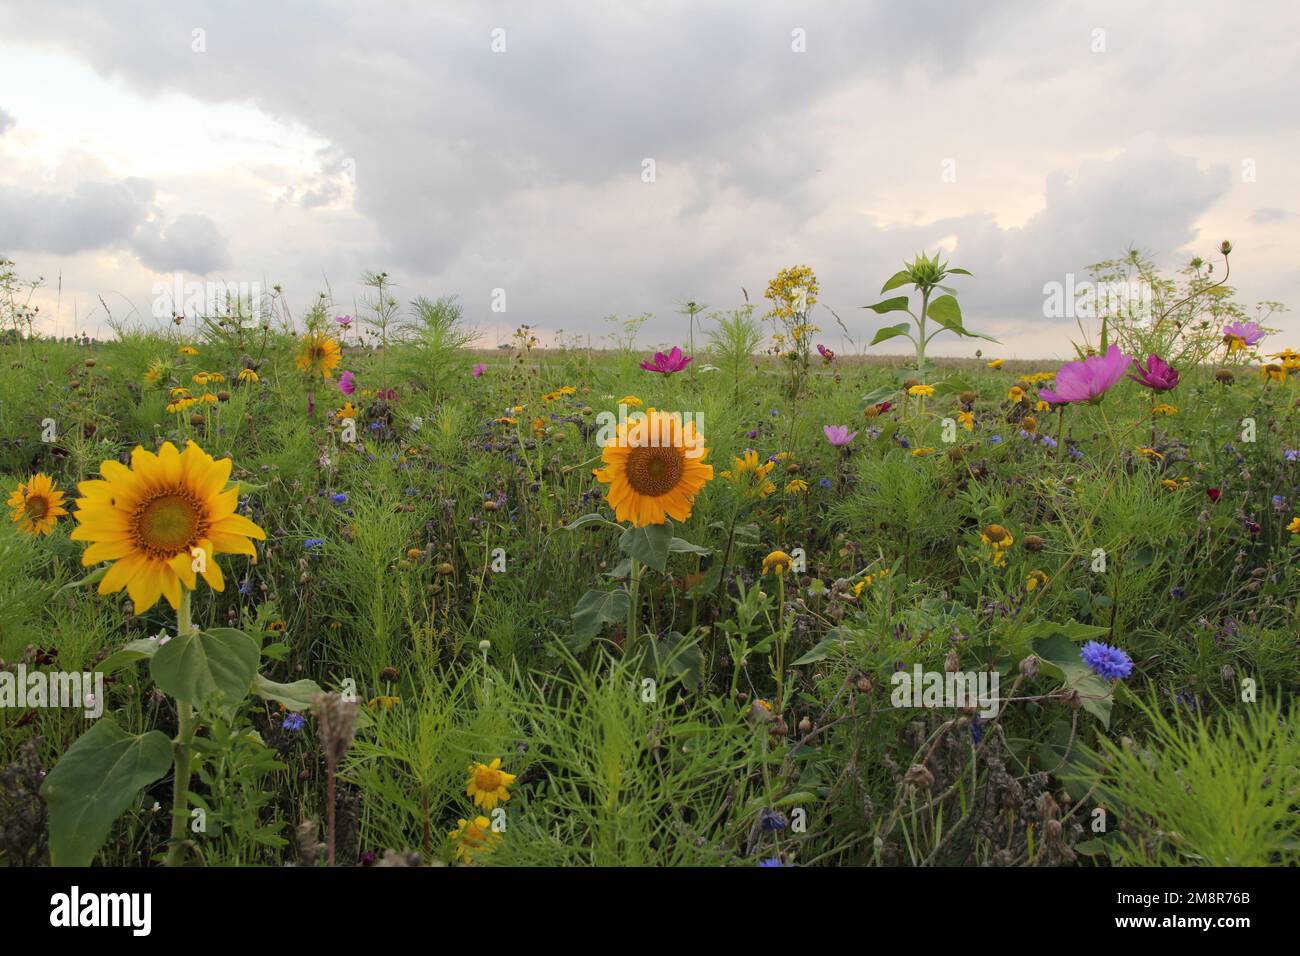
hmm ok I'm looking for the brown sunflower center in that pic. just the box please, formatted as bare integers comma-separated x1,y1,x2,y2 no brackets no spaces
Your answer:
24,495,49,520
625,446,685,497
474,767,501,791
134,492,206,557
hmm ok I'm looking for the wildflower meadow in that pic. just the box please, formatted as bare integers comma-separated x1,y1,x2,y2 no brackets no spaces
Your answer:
1,244,1297,878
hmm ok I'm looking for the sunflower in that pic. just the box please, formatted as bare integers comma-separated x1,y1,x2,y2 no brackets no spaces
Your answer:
908,384,935,397
592,409,713,526
178,346,199,356
69,441,266,613
1288,517,1300,534
237,368,259,384
8,473,68,537
295,333,342,380
466,757,517,811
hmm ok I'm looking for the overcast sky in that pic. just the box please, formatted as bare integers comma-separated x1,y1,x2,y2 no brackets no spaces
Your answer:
0,0,1296,357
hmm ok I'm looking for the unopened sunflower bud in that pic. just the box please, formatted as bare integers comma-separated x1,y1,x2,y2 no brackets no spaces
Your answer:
1023,534,1044,552
190,414,205,427
1220,240,1232,255
1215,369,1235,385
380,666,401,682
960,391,978,404
483,499,498,511
436,562,454,575
406,548,423,561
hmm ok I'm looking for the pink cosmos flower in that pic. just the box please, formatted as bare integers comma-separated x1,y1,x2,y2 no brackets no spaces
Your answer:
1222,321,1265,349
823,425,858,446
472,362,487,378
338,370,357,395
335,315,353,329
640,346,692,374
1128,354,1179,392
1039,345,1132,405
817,344,835,363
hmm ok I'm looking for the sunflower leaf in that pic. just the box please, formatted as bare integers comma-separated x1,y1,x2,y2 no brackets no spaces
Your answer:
40,717,173,866
150,627,260,715
619,522,674,572
569,588,630,650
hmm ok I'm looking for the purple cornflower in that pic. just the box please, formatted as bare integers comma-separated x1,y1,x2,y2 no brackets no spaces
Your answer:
283,713,306,732
1081,641,1133,680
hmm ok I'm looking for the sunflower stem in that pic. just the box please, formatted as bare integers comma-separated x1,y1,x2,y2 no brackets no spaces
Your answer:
165,587,198,867
626,556,642,659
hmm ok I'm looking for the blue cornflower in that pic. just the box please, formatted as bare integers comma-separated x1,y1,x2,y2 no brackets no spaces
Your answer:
1039,435,1058,449
989,434,1002,445
1272,495,1286,510
304,538,324,550
330,493,348,505
1081,641,1133,680
818,477,833,490
1285,449,1300,462
758,857,783,867
283,713,306,732
970,716,984,744
759,809,787,832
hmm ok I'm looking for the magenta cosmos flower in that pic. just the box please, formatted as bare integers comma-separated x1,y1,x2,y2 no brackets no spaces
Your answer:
335,315,353,329
1039,345,1132,405
823,425,858,446
472,362,486,378
817,344,835,362
1222,321,1265,351
338,370,357,395
1128,354,1179,392
640,346,692,374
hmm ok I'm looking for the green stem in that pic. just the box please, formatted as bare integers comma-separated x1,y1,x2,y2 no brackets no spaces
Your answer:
626,556,642,659
166,587,197,867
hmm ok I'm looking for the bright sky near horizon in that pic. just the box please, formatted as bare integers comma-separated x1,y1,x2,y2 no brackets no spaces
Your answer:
1,0,1297,358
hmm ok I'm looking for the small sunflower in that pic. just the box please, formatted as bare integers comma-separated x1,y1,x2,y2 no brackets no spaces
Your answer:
908,384,935,397
237,368,259,384
1288,516,1300,535
178,345,199,357
8,473,68,537
466,757,517,811
784,478,809,494
981,524,1013,549
592,409,713,527
1026,570,1049,592
69,441,266,613
720,449,775,499
295,333,342,380
618,395,643,408
957,410,974,430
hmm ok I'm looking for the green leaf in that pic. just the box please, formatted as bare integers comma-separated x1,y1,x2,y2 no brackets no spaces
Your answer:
648,630,703,685
880,270,912,293
870,321,913,345
668,536,712,557
946,267,972,276
619,522,673,572
865,296,911,315
564,512,617,531
98,636,165,673
926,294,965,332
150,627,260,714
791,628,855,666
253,673,325,712
931,376,976,397
1032,633,1114,728
40,717,173,866
54,566,108,597
569,588,630,650
860,384,898,407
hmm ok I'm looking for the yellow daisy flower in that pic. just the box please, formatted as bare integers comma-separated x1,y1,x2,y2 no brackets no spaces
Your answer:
449,815,500,864
784,478,809,494
178,346,199,356
762,550,793,576
986,359,1004,369
466,757,517,811
618,395,643,408
908,384,935,397
295,333,342,379
237,368,259,384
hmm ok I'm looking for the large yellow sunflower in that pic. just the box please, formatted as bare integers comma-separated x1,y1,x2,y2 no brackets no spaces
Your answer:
593,408,713,526
70,441,266,613
7,473,68,537
295,333,342,380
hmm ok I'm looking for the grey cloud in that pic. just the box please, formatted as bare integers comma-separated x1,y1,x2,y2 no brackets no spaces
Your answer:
0,179,148,255
131,213,231,273
1249,207,1295,225
0,107,13,135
